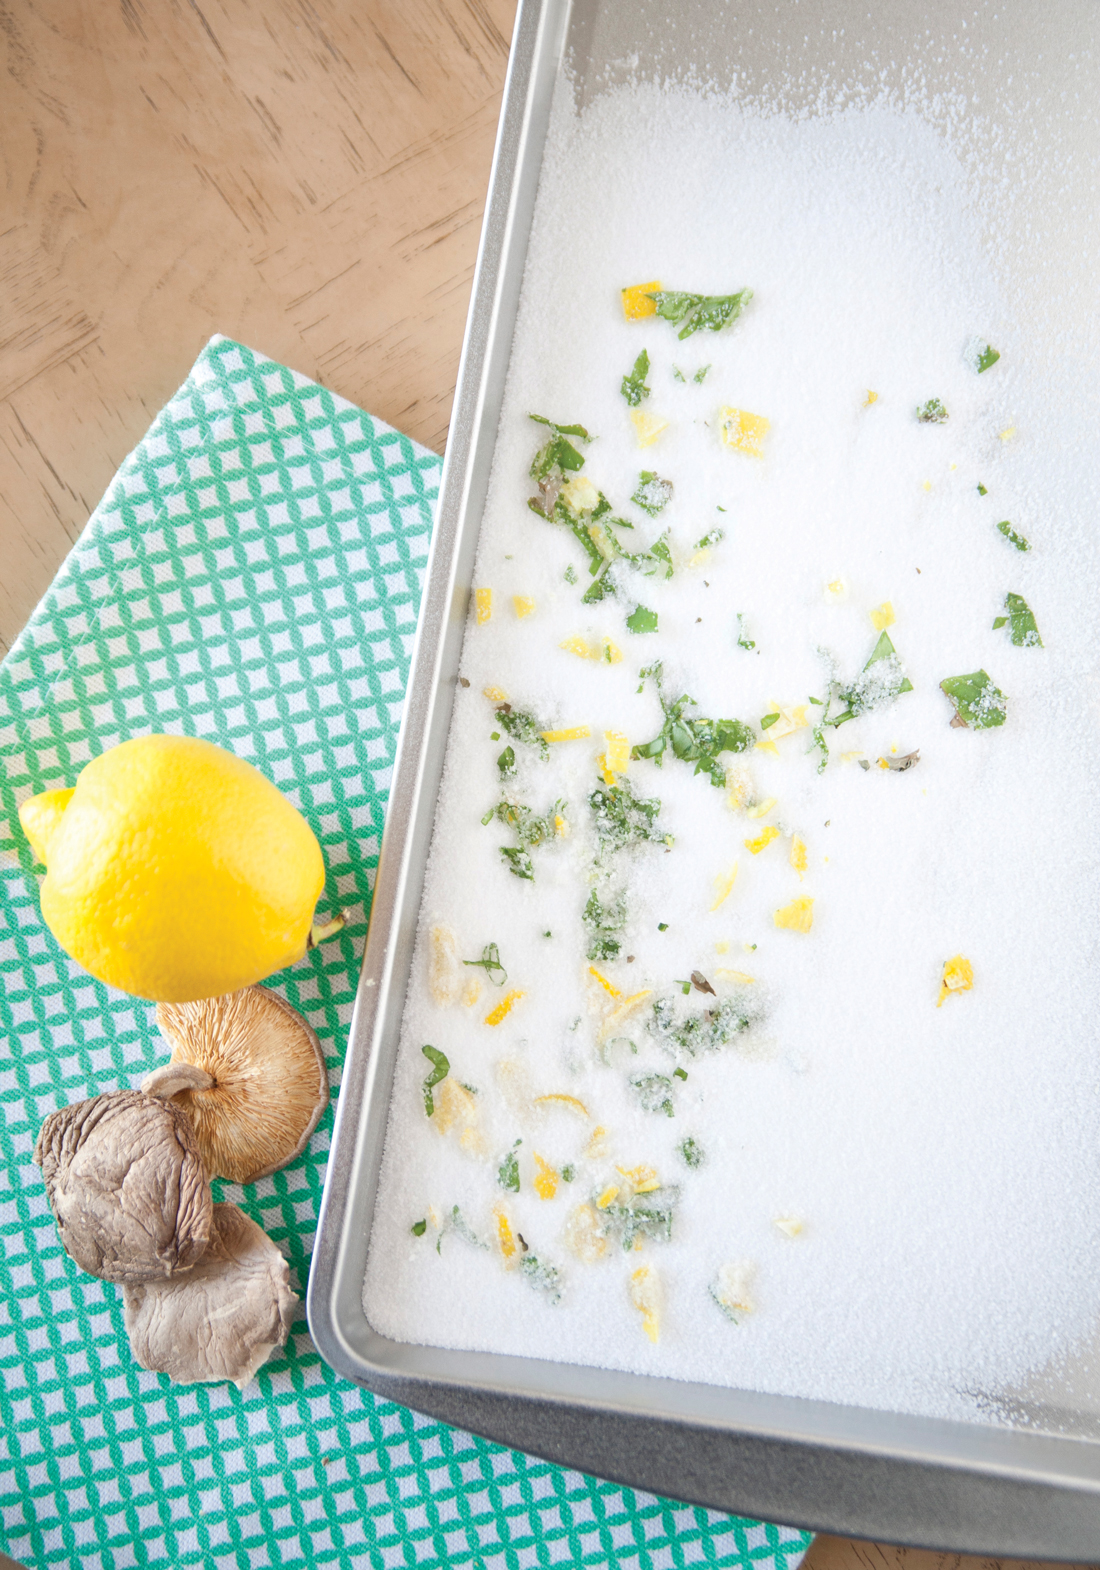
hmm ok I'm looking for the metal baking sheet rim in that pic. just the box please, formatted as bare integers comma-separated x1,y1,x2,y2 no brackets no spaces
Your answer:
308,0,1100,1553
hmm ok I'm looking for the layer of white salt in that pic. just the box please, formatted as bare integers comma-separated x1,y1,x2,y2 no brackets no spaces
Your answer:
362,80,1100,1428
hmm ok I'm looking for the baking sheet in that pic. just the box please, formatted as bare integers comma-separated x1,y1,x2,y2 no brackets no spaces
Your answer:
309,0,1100,1550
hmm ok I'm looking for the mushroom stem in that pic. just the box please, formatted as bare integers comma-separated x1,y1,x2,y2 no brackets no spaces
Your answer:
307,911,347,948
142,1062,216,1100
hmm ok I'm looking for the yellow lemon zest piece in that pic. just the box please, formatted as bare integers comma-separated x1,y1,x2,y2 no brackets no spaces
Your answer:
864,389,878,407
475,588,492,624
586,1124,609,1158
630,1264,660,1342
601,637,623,664
714,939,730,954
745,796,777,820
775,896,814,933
621,281,662,320
483,685,509,703
824,578,848,601
597,755,615,786
922,479,932,492
554,812,569,838
719,407,769,457
533,1153,558,1201
755,739,779,757
560,634,595,660
588,965,621,998
596,1185,620,1210
597,989,653,1043
870,601,896,630
790,835,808,878
745,825,780,855
541,726,591,743
937,954,974,1007
559,474,600,514
533,1093,590,1118
715,968,755,985
839,750,865,765
765,704,809,742
774,1216,804,1239
617,1164,659,1193
494,1204,518,1263
604,731,630,775
710,863,739,911
513,595,535,619
999,426,1016,442
631,409,670,448
485,989,525,1027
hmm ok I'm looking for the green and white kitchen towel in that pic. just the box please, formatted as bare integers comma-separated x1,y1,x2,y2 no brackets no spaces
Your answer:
0,335,814,1570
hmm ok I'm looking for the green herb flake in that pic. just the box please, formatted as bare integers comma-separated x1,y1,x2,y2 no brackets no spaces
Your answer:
941,670,1008,729
490,731,500,741
673,366,686,382
760,712,780,730
647,288,753,340
496,705,550,758
693,364,711,383
993,591,1042,647
996,520,1031,552
736,614,755,651
449,1205,487,1250
672,1067,688,1081
463,942,507,987
500,845,534,880
564,564,578,584
632,471,673,517
411,1219,427,1236
658,922,669,932
421,1045,449,1116
498,1139,521,1193
497,745,516,780
600,1188,679,1250
631,1072,675,1116
970,340,1001,374
648,992,758,1060
632,661,755,787
520,1254,562,1302
621,349,652,407
678,1136,704,1169
561,1164,575,1183
826,630,914,728
589,777,666,857
977,483,988,496
626,603,659,635
916,398,948,423
583,888,627,962
694,527,724,550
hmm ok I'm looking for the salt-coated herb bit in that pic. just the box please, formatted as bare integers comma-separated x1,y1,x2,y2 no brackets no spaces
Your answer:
462,942,507,987
411,1219,427,1236
632,661,755,788
826,631,914,728
995,520,1031,552
992,591,1042,647
631,471,673,517
940,670,1008,729
626,604,659,634
678,1136,705,1169
916,397,948,423
966,337,1000,374
645,288,754,340
497,1138,521,1193
621,349,651,407
421,1045,449,1117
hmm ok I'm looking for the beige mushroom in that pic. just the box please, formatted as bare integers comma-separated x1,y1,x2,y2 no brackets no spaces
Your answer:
141,986,328,1186
123,1202,298,1388
34,1090,212,1283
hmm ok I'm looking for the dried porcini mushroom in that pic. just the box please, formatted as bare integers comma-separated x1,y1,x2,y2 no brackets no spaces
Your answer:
123,1202,298,1389
34,1090,212,1283
142,986,328,1186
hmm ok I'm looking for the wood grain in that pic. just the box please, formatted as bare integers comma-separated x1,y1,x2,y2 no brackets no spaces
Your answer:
0,5,1092,1569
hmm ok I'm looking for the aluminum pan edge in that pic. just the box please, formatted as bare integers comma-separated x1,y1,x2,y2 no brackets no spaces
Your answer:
308,0,1100,1552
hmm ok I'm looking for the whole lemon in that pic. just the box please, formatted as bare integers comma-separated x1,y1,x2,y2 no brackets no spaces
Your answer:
18,735,326,1003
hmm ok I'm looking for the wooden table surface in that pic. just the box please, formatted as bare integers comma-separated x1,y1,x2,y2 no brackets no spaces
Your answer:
0,4,1092,1568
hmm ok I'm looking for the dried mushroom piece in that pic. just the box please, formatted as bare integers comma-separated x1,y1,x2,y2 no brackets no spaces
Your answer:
123,1203,298,1389
34,1090,212,1283
143,986,328,1186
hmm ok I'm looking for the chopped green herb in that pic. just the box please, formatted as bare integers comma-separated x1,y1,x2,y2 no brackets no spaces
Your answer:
463,942,507,987
421,1045,449,1116
970,340,1001,374
411,1219,427,1236
519,1254,562,1302
693,364,711,383
564,564,577,584
632,471,673,516
529,414,590,438
626,603,659,634
490,731,500,741
716,505,727,512
736,614,755,651
561,1164,575,1183
530,430,587,481
632,661,755,787
694,527,724,550
658,922,669,932
600,1188,678,1250
673,366,686,382
992,591,1042,647
977,483,988,496
647,288,753,340
916,398,948,423
543,930,552,938
826,631,914,728
760,712,780,730
500,846,534,880
941,670,1008,729
996,520,1031,552
620,349,651,407
491,798,562,858
497,745,516,780
648,992,758,1060
589,777,666,857
583,887,627,962
678,1136,704,1169
675,978,692,995
448,1205,487,1250
496,705,550,758
481,807,494,826
497,1139,521,1193
630,1073,676,1116
672,1067,688,1081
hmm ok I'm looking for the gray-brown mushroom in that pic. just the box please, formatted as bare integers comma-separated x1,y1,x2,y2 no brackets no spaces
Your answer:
141,986,329,1186
34,1090,212,1283
123,1202,298,1388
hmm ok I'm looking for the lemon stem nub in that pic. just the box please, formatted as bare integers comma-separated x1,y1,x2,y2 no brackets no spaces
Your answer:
308,911,347,948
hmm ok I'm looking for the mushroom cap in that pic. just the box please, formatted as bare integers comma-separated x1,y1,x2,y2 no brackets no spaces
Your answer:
123,1202,298,1389
148,986,329,1185
33,1090,212,1283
